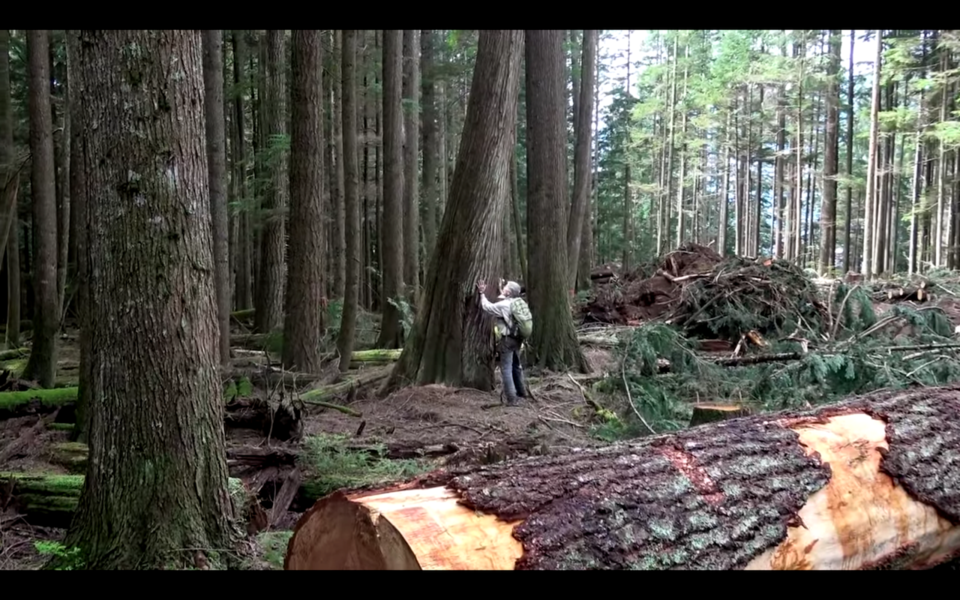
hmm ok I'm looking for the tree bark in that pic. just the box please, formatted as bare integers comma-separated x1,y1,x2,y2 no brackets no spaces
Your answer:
254,30,287,334
842,30,855,274
420,30,439,271
862,31,883,277
55,59,71,321
286,385,960,570
523,30,589,373
382,30,524,393
63,30,237,570
0,30,20,351
22,30,59,388
402,30,420,302
818,31,841,273
202,30,231,367
330,30,346,299
282,30,325,374
566,30,597,292
231,31,253,311
64,30,88,442
376,30,405,349
336,30,361,374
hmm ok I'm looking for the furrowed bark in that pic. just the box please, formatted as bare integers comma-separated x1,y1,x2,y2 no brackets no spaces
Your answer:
381,30,523,393
286,385,960,570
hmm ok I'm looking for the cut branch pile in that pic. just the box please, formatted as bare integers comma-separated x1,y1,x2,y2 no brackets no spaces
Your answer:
284,385,960,570
580,244,830,344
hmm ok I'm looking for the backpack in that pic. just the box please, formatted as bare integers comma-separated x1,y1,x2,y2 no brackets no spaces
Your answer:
509,298,533,339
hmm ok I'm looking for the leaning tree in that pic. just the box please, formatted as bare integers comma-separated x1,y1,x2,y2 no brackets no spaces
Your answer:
382,29,525,392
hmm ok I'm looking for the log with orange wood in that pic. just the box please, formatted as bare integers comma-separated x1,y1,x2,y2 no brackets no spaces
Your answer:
284,385,960,570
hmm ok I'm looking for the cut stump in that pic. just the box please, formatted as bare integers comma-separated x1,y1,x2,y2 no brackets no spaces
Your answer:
284,385,960,570
688,404,751,427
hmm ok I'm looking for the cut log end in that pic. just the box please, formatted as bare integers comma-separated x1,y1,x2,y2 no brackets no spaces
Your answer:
284,486,523,570
688,404,751,427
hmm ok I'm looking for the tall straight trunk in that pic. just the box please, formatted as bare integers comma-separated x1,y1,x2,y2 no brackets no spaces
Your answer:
329,30,346,299
842,30,856,273
376,30,405,348
754,85,764,256
675,44,689,247
383,30,525,392
524,30,588,373
909,88,925,275
576,49,600,291
282,30,324,373
622,32,633,271
202,30,231,367
420,30,439,268
660,35,678,256
936,42,948,268
254,30,288,333
64,28,236,571
0,29,17,296
361,38,372,310
794,37,804,265
337,30,361,373
55,59,70,321
719,110,731,256
437,78,448,226
734,92,742,256
23,30,58,388
819,30,841,273
566,30,596,291
742,85,752,256
774,84,785,257
862,30,882,277
402,30,420,300
231,31,252,311
511,145,527,282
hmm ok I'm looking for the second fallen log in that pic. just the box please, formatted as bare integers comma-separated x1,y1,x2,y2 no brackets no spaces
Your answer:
285,385,960,570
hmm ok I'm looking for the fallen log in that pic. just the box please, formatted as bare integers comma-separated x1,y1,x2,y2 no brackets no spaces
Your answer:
224,396,303,442
688,404,751,427
0,347,28,361
285,385,960,570
299,367,390,410
45,442,88,473
0,472,251,529
0,387,78,420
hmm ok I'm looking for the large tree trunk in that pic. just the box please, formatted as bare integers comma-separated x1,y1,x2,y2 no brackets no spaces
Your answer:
286,385,960,570
330,30,346,299
64,30,88,442
863,30,883,277
55,57,71,321
565,30,597,292
202,30,231,367
0,30,20,351
282,30,325,374
231,31,253,311
22,30,59,388
63,30,237,570
402,30,420,302
382,30,524,392
376,30,405,349
523,30,589,373
819,30,842,274
842,30,855,274
254,30,288,334
420,30,439,271
336,30,361,374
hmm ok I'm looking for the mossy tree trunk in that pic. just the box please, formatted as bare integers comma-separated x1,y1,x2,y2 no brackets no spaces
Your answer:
383,30,523,393
23,30,59,388
336,30,361,374
64,30,237,570
282,30,324,374
254,30,288,335
523,30,589,373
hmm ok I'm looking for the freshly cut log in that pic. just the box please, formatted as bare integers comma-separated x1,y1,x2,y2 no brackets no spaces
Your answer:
688,404,751,427
285,385,960,570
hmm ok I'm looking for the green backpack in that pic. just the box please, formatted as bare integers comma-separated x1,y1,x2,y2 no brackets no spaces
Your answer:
509,298,533,340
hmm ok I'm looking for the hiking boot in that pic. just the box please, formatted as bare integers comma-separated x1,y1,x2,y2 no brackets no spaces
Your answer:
505,395,521,407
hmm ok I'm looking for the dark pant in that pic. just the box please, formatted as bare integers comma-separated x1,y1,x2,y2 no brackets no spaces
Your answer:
499,335,526,403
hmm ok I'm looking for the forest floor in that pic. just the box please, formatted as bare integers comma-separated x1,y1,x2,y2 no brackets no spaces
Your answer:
6,245,960,570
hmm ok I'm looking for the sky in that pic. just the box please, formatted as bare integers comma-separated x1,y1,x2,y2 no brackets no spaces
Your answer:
595,30,879,117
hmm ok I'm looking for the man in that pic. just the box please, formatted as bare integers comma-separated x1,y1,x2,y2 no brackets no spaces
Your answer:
477,279,529,406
